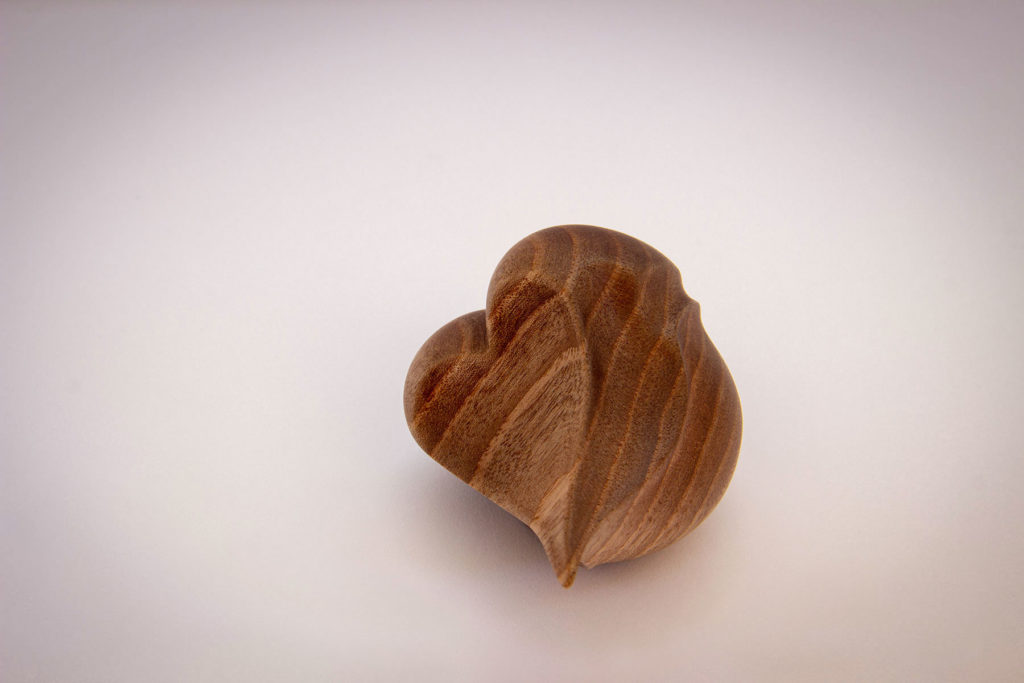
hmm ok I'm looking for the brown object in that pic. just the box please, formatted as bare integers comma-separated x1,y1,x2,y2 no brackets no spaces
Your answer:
404,225,742,587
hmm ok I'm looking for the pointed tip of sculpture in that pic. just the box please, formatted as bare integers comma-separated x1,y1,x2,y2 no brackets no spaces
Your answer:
555,558,578,588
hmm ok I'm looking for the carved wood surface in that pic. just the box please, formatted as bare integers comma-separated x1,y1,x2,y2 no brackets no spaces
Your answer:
404,225,742,587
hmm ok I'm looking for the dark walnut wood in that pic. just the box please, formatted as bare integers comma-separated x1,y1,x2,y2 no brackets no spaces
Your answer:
404,225,742,587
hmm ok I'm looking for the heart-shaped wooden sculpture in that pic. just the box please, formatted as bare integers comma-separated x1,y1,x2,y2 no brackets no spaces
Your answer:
404,225,741,587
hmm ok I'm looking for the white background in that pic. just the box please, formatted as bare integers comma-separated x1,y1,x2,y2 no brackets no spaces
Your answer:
2,2,1022,680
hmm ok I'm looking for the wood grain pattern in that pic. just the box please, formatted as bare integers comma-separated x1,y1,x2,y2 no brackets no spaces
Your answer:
404,225,742,587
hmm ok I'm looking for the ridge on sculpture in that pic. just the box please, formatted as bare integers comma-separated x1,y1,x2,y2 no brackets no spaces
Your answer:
404,225,741,587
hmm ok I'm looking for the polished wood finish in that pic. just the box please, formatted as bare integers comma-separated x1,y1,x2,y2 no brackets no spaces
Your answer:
404,225,741,587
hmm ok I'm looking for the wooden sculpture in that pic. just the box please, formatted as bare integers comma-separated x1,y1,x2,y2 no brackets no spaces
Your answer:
404,225,742,587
